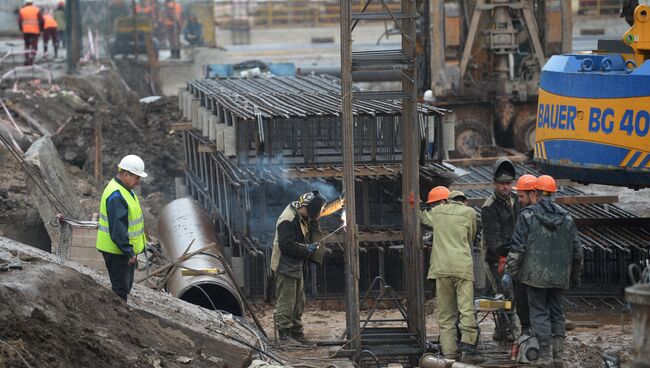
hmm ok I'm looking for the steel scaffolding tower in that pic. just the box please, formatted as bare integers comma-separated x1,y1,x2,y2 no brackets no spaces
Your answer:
340,0,425,363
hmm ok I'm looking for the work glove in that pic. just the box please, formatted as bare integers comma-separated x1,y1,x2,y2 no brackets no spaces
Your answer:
307,243,319,253
497,256,507,274
501,272,512,297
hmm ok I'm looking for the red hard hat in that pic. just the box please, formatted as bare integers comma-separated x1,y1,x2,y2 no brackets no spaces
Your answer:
426,186,450,204
536,175,557,193
513,174,537,192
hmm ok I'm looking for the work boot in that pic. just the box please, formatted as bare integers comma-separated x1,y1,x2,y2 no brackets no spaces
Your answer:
277,329,299,345
291,330,311,344
552,336,565,368
536,338,554,368
458,342,485,364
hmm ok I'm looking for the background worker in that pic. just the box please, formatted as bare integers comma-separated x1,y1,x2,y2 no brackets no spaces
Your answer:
505,175,583,367
162,0,182,59
271,191,326,344
183,14,204,46
96,155,148,302
42,12,58,58
420,186,483,364
18,0,44,66
53,1,65,48
481,159,526,340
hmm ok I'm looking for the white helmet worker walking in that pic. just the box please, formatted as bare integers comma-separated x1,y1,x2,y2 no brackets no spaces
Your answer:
118,154,148,177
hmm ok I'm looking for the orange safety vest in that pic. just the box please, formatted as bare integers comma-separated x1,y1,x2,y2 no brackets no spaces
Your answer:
44,14,57,30
162,2,181,26
135,4,151,14
20,5,41,34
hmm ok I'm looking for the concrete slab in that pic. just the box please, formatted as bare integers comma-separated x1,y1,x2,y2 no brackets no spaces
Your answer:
24,136,83,253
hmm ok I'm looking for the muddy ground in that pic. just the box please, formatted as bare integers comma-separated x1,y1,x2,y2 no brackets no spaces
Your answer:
0,237,259,368
0,66,184,250
253,299,633,367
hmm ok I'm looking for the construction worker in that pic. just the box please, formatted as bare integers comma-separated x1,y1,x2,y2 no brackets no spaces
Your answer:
53,1,65,48
96,155,148,302
42,12,58,58
505,175,583,368
161,0,182,59
18,0,44,66
421,186,483,363
481,158,528,340
183,14,204,46
271,191,326,344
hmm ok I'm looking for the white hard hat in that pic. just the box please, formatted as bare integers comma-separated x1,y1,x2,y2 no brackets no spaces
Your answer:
423,90,434,102
118,155,148,177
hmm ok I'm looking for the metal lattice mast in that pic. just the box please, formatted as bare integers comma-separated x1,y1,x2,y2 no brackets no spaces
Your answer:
340,0,425,355
339,0,361,352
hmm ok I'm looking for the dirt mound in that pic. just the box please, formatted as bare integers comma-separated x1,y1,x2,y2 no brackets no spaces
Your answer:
0,67,184,248
0,237,253,368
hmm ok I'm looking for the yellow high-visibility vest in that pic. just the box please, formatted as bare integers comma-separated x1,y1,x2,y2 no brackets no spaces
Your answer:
96,178,145,255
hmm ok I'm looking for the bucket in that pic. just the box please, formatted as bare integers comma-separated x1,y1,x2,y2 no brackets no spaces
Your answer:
625,282,650,368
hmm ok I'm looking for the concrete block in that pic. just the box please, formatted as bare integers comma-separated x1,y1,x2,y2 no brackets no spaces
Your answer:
208,115,217,142
24,137,83,255
201,109,211,138
191,99,200,129
224,125,235,156
216,122,225,152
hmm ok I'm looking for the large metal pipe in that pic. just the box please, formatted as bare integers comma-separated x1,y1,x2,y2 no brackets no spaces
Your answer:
626,282,650,367
158,198,244,316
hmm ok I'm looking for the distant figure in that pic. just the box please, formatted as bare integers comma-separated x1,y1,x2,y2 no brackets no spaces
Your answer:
96,155,148,302
53,1,65,48
42,13,58,58
183,15,203,46
18,0,44,66
161,0,182,58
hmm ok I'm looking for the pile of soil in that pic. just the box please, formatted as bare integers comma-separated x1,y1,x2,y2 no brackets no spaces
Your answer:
0,237,253,368
0,67,184,248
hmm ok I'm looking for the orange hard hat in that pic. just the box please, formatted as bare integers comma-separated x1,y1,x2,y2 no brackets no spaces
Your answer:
536,175,557,193
426,186,450,204
513,174,537,192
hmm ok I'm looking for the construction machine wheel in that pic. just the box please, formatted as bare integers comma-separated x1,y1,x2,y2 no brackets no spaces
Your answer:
453,119,491,158
513,114,537,153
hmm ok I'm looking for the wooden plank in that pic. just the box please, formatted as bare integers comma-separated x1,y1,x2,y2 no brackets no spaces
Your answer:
5,101,52,136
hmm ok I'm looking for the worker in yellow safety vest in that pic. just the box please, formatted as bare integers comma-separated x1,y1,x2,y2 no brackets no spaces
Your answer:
96,155,148,302
18,0,44,65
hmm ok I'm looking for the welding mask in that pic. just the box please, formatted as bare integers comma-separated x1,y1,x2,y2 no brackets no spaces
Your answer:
299,191,327,220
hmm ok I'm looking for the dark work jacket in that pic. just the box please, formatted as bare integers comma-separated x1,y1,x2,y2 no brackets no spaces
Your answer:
506,198,584,289
270,204,322,279
481,191,519,264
